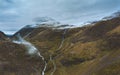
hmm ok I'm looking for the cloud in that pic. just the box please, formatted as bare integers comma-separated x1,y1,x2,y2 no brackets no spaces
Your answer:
0,0,120,34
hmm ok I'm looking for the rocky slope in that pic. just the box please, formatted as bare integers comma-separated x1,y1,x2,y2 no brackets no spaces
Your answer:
0,13,120,75
0,31,9,41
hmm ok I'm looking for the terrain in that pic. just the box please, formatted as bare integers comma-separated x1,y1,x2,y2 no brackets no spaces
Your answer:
0,12,120,75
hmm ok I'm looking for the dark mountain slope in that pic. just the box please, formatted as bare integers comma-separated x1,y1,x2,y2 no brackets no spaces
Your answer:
23,16,120,75
0,31,8,41
0,13,120,75
0,41,45,75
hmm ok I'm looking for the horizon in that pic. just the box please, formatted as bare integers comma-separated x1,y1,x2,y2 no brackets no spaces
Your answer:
0,0,120,34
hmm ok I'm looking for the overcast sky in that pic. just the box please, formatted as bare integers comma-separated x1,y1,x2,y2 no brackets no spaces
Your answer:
0,0,120,34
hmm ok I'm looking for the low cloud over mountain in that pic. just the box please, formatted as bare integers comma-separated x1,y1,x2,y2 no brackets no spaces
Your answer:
0,0,120,34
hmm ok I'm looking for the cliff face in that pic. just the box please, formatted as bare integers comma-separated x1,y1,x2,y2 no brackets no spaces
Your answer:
0,15,120,75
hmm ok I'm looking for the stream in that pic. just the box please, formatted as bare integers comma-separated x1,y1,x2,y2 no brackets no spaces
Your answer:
12,33,47,75
12,28,68,75
50,29,68,75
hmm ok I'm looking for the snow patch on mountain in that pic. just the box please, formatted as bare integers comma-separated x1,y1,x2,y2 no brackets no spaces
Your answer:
22,17,77,29
34,17,60,25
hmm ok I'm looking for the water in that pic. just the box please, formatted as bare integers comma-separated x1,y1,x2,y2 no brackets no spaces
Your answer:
12,33,47,75
50,29,68,75
57,29,68,50
12,29,68,75
50,55,56,75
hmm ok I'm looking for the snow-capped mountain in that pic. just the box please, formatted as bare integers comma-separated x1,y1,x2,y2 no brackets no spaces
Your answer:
102,11,120,20
25,17,74,29
34,17,60,25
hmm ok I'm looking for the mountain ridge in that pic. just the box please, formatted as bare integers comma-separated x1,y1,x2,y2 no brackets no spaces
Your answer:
0,13,120,75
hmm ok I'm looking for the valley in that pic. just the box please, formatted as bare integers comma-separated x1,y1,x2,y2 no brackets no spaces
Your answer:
0,13,120,75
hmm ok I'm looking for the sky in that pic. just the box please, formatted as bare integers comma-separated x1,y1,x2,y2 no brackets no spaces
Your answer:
0,0,120,34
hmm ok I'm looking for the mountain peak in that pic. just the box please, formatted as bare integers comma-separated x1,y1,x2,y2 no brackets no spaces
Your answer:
33,17,60,25
102,11,120,20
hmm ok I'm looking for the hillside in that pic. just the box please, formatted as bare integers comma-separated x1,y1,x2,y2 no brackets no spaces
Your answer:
0,14,120,75
0,31,9,41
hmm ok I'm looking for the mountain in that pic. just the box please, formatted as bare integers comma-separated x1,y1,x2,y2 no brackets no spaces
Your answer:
0,31,9,41
34,17,60,25
102,11,120,20
0,13,120,75
13,23,73,38
12,25,35,38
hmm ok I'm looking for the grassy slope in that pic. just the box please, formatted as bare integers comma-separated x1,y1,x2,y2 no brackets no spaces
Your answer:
0,16,120,75
26,17,120,75
0,42,45,75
